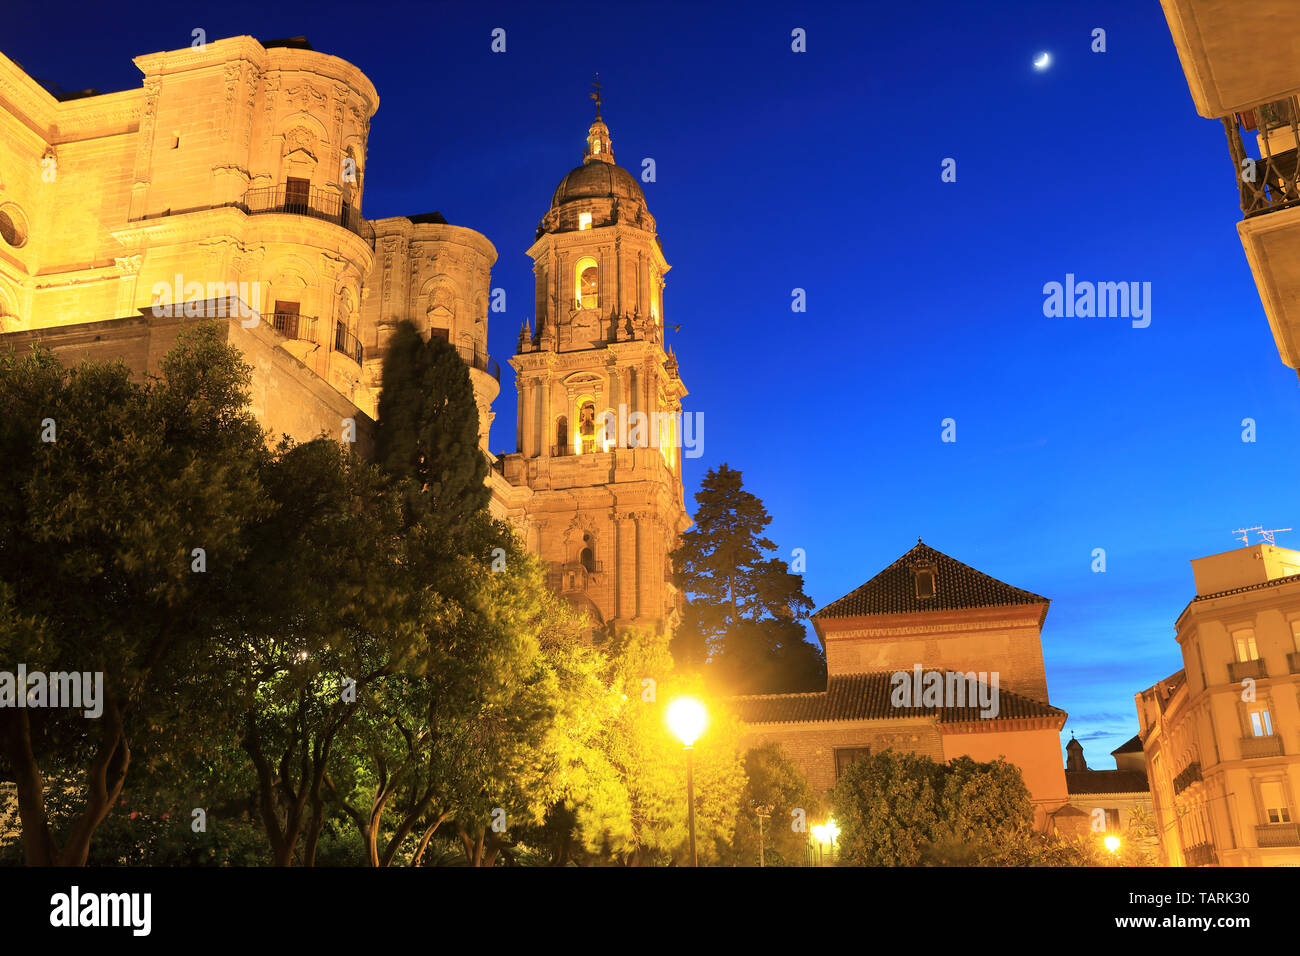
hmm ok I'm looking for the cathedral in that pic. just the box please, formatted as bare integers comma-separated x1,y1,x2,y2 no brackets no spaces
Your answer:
0,35,688,635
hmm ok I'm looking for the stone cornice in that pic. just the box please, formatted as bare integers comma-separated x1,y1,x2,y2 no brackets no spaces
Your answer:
370,217,497,264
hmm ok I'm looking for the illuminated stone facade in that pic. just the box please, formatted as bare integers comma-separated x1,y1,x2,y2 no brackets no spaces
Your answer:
0,35,684,635
1138,543,1300,866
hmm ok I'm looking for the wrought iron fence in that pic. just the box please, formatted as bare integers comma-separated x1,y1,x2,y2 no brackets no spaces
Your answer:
1173,761,1202,796
334,324,363,364
1256,823,1300,848
452,343,501,381
270,311,317,343
1223,97,1300,218
1184,842,1217,867
241,184,376,246
1229,658,1268,681
1240,734,1284,759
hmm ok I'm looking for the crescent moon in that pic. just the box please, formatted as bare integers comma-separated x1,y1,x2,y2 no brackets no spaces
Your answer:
1034,52,1051,70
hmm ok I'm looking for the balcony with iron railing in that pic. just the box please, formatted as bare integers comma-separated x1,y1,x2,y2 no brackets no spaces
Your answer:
1223,97,1300,219
1229,658,1268,681
241,185,376,247
451,343,500,381
1184,842,1217,867
1256,823,1300,848
333,323,363,364
1241,734,1285,759
270,312,317,344
1173,761,1202,796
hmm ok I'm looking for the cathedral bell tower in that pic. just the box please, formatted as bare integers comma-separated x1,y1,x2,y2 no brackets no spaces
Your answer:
502,83,690,635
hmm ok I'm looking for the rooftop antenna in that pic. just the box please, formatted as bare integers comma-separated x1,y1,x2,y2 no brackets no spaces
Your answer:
1259,527,1292,546
1233,526,1262,545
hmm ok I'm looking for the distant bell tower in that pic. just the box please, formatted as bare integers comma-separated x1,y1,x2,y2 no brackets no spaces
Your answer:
502,81,690,635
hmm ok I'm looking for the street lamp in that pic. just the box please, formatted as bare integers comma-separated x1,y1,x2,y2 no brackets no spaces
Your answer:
1104,834,1122,854
666,696,708,867
754,803,773,867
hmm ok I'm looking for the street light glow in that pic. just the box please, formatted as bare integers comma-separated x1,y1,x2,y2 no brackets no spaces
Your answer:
1104,835,1121,853
666,696,707,747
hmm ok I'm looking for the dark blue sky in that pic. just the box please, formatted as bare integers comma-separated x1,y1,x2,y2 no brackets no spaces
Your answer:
8,0,1298,769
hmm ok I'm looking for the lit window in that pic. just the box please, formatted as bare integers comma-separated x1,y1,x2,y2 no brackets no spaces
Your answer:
578,212,592,231
576,257,598,310
1234,629,1258,663
1250,709,1274,737
1262,782,1292,824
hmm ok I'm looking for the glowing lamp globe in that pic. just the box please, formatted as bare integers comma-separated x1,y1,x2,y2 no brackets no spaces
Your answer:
666,696,708,747
1104,835,1121,853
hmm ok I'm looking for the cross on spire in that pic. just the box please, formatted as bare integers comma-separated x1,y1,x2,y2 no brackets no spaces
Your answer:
590,73,603,118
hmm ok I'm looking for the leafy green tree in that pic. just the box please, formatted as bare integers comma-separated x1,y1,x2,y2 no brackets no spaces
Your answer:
0,326,269,865
832,750,942,866
671,464,824,694
719,742,822,866
374,319,488,536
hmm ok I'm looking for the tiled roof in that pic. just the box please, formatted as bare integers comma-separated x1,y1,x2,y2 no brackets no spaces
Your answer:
1111,734,1143,755
1065,769,1150,795
1191,571,1300,603
731,671,1065,725
814,541,1048,620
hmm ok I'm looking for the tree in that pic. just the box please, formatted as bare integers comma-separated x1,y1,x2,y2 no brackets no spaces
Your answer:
832,751,1036,866
374,319,488,537
671,464,825,694
719,742,823,866
0,326,269,865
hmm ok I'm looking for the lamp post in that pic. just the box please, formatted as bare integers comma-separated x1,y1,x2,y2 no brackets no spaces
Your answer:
755,803,773,867
666,696,707,867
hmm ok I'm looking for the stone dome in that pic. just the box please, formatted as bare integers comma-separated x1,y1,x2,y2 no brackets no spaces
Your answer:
549,160,645,210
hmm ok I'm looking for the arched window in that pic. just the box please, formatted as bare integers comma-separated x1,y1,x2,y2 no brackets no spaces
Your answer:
576,257,598,310
580,547,594,573
555,416,569,456
579,401,597,454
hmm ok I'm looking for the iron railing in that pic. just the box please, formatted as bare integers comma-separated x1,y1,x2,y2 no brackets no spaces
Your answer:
334,324,363,364
241,185,376,246
1229,658,1268,681
1173,761,1202,796
452,343,500,381
1256,823,1300,848
270,311,317,343
1223,97,1300,218
1241,734,1284,759
1184,842,1217,867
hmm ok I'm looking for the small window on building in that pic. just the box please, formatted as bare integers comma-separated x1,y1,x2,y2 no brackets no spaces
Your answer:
429,327,450,343
580,547,594,573
285,176,311,211
578,212,592,231
834,747,871,780
1262,782,1292,824
1104,808,1122,832
555,416,569,455
1233,629,1258,663
914,568,935,599
577,258,599,310
1250,708,1274,737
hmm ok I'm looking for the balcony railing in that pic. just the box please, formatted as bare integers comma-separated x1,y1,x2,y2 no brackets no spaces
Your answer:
333,324,363,364
1229,658,1268,681
270,312,317,344
1256,823,1300,848
451,343,500,381
241,185,376,246
1223,97,1300,218
1288,651,1300,674
1241,734,1284,759
1173,761,1202,796
1184,842,1217,867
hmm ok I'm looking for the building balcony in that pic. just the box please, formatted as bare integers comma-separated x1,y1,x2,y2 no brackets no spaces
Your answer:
270,312,317,345
333,324,363,365
1223,99,1300,220
1173,761,1202,796
1161,1,1300,118
241,185,375,247
1229,658,1269,681
1288,651,1300,674
1184,841,1217,867
1256,823,1300,848
454,343,500,381
1241,734,1284,759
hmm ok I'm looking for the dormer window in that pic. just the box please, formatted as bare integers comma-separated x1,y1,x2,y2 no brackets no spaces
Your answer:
578,212,592,231
913,567,935,599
